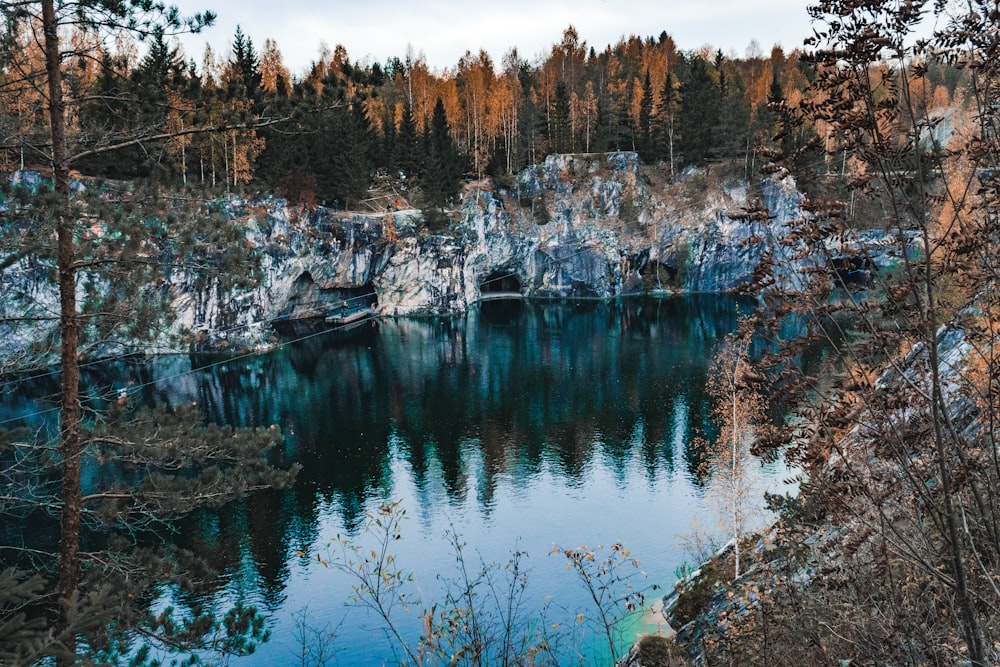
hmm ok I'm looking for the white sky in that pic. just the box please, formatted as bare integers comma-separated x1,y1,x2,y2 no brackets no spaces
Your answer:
169,0,816,76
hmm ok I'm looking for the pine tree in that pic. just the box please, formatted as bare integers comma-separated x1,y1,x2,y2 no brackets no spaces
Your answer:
744,66,785,178
592,91,615,154
231,25,262,101
764,67,793,160
315,99,372,210
76,53,136,177
714,64,750,162
517,87,546,167
610,86,634,152
377,107,397,174
132,28,184,178
638,70,655,162
548,81,573,154
0,3,293,664
421,97,463,226
396,100,422,180
253,66,300,194
677,57,721,166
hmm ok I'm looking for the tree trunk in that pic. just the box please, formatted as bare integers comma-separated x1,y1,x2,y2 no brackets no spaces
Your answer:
924,236,987,666
732,378,740,580
41,0,82,663
181,119,187,186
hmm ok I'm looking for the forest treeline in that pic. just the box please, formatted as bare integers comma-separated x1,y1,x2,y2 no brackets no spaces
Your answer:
0,22,965,213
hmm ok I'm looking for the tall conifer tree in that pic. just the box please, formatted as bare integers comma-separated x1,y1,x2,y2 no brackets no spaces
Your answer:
396,100,421,180
0,3,293,664
421,97,462,224
549,81,573,154
638,70,655,162
677,57,721,165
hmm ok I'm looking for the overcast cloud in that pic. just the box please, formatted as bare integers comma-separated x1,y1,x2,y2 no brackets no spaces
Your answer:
169,0,815,75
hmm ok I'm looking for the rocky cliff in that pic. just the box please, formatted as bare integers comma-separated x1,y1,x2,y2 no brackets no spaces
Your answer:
0,153,894,362
199,152,809,346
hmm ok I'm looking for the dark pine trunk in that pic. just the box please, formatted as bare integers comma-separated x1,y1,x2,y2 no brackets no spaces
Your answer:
41,0,82,663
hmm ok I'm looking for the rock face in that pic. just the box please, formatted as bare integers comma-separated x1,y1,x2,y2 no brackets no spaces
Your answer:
232,153,809,325
180,152,835,353
0,154,899,361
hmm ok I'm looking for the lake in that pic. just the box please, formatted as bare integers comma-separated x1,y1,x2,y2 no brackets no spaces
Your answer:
2,295,785,665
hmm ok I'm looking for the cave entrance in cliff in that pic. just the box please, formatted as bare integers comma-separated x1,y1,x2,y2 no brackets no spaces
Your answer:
273,275,379,336
283,272,321,317
479,271,523,300
271,272,325,336
285,275,378,315
640,261,679,292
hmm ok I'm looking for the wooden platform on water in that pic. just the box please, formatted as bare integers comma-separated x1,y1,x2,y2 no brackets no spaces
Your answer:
325,308,375,325
478,291,524,302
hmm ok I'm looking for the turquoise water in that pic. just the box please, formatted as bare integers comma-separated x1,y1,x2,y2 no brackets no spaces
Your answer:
3,296,783,665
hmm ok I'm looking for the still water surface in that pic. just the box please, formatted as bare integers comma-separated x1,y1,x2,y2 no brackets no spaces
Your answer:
8,296,784,665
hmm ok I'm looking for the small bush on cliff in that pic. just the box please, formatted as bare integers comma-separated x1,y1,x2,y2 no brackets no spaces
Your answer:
636,635,686,667
668,557,724,629
619,186,640,228
533,196,551,225
679,170,708,201
422,207,451,233
491,172,516,193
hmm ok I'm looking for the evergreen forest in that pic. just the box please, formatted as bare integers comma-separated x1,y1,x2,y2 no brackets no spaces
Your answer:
0,19,962,211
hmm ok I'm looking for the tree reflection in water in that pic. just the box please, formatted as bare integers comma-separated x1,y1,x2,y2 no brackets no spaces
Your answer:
1,295,767,665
